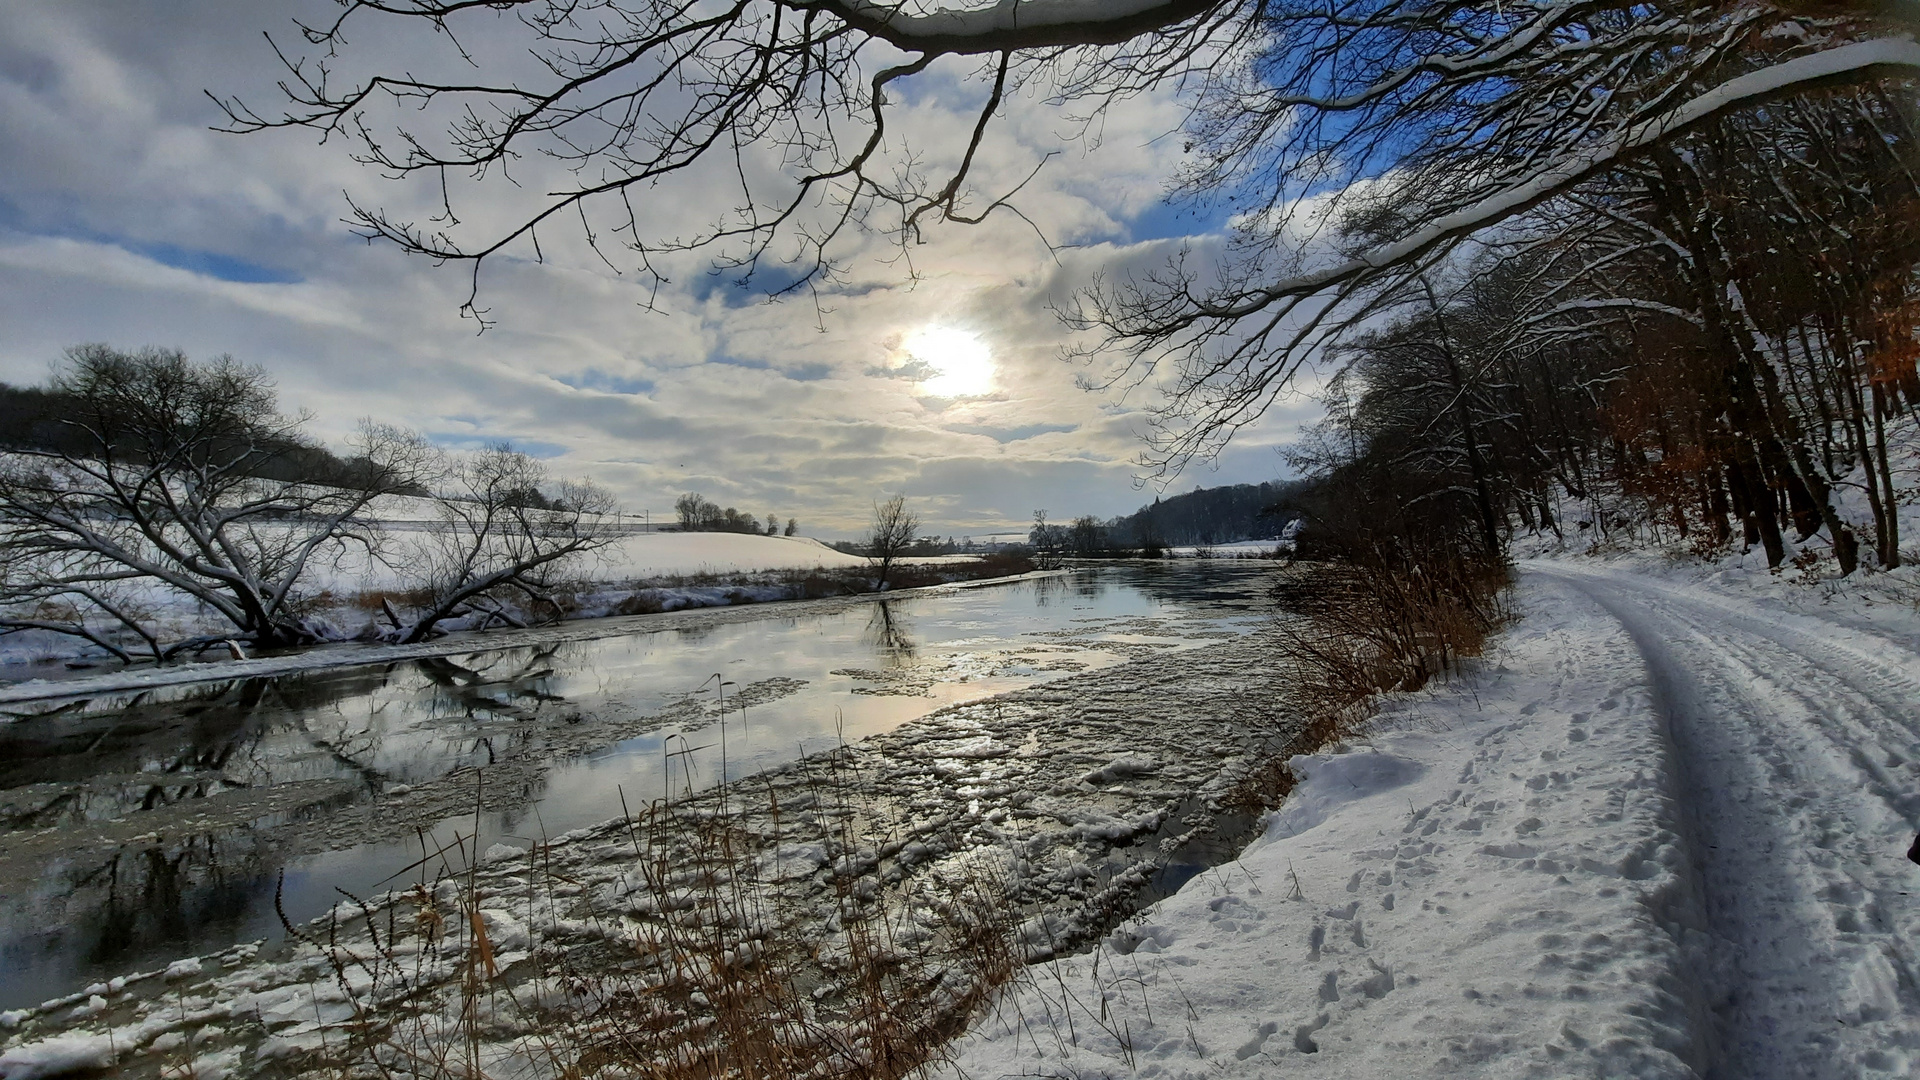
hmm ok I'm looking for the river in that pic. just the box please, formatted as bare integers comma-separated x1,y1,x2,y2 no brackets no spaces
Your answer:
0,562,1274,1009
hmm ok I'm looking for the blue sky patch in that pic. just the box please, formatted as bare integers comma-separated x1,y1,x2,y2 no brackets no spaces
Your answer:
1128,197,1233,244
555,369,655,396
131,241,301,284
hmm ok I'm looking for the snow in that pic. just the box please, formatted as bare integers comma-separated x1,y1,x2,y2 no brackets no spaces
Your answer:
0,530,987,674
294,530,870,594
593,532,868,578
1262,751,1424,841
0,1034,117,1080
1165,540,1286,558
943,560,1920,1078
163,958,203,982
2,546,1914,1073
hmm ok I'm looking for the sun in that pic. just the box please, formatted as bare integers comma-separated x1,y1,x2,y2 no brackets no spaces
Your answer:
904,327,994,398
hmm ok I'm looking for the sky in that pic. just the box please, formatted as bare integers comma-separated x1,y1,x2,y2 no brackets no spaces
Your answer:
0,1,1320,539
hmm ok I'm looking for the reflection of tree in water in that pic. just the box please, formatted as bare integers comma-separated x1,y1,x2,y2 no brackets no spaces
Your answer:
671,623,722,647
0,646,586,1006
1,675,345,831
1021,571,1108,611
863,601,917,667
1028,573,1069,607
1072,573,1108,600
409,644,572,767
75,835,270,968
0,831,279,1007
417,645,568,711
0,645,579,832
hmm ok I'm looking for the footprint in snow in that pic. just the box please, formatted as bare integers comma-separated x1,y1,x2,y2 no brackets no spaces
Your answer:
1294,1013,1331,1053
1234,1022,1278,1061
1360,957,1395,998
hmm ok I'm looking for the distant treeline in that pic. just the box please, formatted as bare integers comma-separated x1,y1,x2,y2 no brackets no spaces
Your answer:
674,492,797,536
1109,481,1306,547
0,379,432,496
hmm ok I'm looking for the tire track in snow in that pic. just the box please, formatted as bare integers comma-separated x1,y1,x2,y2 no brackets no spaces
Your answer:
1538,565,1920,1079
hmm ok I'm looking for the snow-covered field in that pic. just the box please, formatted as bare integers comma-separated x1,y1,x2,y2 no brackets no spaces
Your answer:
318,530,873,591
0,532,967,670
943,558,1920,1079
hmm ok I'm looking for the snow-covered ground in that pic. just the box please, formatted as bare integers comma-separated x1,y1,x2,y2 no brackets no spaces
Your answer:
0,532,976,669
943,559,1920,1078
1164,540,1288,558
308,530,872,591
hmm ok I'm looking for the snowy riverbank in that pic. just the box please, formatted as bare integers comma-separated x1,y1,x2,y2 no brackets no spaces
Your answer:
0,618,1296,1079
0,531,1016,680
942,558,1920,1078
2,555,1915,1078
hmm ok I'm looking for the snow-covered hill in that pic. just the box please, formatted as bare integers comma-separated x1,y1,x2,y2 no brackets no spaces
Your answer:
0,531,962,670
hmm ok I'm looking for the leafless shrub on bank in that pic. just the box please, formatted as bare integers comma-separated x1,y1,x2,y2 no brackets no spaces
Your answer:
1271,558,1510,706
391,444,621,643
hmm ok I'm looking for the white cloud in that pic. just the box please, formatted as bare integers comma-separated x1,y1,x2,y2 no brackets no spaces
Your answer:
0,1,1316,538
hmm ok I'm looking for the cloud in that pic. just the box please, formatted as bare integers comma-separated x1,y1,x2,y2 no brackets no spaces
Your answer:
0,2,1318,538
944,422,1080,443
552,370,657,397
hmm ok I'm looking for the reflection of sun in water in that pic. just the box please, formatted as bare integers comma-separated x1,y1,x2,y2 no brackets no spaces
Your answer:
904,327,994,397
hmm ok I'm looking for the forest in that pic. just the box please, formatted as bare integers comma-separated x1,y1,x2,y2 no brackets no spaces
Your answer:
1276,85,1919,678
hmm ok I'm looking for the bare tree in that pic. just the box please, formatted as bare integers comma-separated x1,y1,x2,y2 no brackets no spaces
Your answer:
214,0,1257,323
394,444,620,642
674,492,712,532
866,495,919,588
0,346,433,661
218,0,1920,471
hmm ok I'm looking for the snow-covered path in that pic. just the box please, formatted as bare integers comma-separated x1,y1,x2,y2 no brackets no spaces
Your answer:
1537,564,1920,1077
942,563,1920,1079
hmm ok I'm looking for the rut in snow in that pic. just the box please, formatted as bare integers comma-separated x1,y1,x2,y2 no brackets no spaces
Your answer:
1541,564,1920,1079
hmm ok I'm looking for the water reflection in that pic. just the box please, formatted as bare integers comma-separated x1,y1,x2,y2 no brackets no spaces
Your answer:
863,601,917,665
0,649,590,831
0,563,1273,1006
67,834,276,974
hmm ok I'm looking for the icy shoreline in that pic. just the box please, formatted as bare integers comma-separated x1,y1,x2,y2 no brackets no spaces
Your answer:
5,554,1915,1078
0,569,1059,707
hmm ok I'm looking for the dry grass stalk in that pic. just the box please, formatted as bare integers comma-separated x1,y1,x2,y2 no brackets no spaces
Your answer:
274,750,1023,1080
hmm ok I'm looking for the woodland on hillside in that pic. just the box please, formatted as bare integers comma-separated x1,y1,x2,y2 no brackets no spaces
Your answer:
1286,89,1920,580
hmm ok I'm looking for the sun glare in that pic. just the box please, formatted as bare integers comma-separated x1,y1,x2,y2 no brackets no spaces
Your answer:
904,327,994,398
